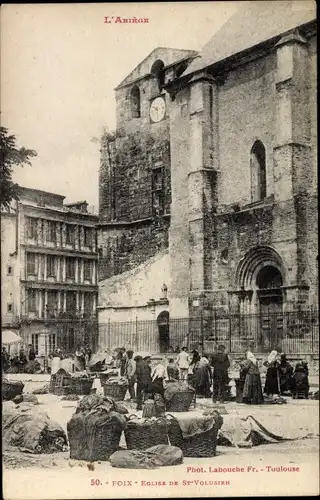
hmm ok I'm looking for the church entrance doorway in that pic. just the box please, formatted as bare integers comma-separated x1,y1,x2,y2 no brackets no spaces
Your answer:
256,266,283,351
157,311,170,353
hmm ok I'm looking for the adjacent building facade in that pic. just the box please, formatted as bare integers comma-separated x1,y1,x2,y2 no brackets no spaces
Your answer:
98,1,317,353
1,187,98,358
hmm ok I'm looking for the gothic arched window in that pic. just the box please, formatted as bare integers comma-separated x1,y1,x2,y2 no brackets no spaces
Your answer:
130,86,141,118
150,59,165,91
250,140,266,202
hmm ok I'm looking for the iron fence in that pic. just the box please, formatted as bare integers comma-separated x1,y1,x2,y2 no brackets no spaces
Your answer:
99,309,319,355
54,319,99,354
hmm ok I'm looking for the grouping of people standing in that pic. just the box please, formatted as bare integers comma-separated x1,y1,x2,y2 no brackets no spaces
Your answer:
114,345,232,410
2,344,36,374
49,344,92,374
115,348,166,412
238,343,310,403
262,350,310,399
114,344,311,410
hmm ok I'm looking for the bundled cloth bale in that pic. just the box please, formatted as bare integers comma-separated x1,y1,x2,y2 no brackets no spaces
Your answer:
12,394,39,405
23,394,39,405
110,445,183,469
124,416,169,450
2,379,24,401
217,414,312,447
12,395,24,404
75,393,127,415
24,360,42,374
164,381,195,412
167,412,222,458
67,394,127,461
33,384,50,395
202,409,224,428
3,403,68,453
114,402,129,415
99,370,119,384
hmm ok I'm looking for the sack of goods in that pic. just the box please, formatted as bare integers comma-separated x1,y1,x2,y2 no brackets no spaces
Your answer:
3,401,68,454
2,379,24,401
67,394,127,461
167,411,223,458
110,444,183,469
164,381,195,412
102,376,128,401
125,416,169,450
24,360,42,374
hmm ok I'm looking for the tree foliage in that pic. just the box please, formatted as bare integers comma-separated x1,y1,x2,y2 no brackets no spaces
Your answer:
0,126,37,210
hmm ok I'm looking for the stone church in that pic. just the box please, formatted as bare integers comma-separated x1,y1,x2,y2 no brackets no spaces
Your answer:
97,1,317,353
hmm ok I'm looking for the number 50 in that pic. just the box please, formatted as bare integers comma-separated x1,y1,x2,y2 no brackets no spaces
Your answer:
91,479,101,486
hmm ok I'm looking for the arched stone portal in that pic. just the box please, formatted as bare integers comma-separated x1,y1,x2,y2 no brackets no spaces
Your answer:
233,246,286,351
157,311,170,353
256,265,283,349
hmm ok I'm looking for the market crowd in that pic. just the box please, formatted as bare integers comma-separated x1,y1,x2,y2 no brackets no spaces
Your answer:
2,342,310,405
114,343,311,411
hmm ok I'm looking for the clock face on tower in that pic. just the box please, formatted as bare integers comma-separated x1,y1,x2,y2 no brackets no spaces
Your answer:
150,96,166,123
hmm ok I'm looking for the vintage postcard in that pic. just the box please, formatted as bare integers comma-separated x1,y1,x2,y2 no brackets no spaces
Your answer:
1,1,318,499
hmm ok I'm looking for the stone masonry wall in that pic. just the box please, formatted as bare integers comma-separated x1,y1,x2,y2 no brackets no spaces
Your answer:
98,218,170,281
217,53,276,206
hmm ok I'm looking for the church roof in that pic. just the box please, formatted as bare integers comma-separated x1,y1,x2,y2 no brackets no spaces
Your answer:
183,0,316,77
116,47,198,89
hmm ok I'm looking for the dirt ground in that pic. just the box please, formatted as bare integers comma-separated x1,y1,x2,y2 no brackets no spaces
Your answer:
3,378,319,499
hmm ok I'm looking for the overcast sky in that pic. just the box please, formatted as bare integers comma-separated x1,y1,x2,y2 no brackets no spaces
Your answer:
1,2,241,209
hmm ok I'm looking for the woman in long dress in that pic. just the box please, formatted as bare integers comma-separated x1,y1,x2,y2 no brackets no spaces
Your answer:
278,354,294,394
263,350,280,396
242,349,264,404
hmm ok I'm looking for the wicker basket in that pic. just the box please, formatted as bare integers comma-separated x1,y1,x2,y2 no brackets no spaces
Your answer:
69,378,93,395
125,416,169,450
68,416,124,461
54,386,71,396
168,417,219,457
165,390,195,412
103,383,128,401
235,378,245,403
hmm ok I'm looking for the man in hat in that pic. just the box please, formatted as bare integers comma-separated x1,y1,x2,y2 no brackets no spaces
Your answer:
28,343,36,362
211,345,230,403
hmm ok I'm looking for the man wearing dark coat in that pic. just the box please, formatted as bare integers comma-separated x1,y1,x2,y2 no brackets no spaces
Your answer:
28,344,36,361
211,345,230,402
135,355,152,410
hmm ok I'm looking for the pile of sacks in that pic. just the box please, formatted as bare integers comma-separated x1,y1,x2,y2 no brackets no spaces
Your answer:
3,401,68,454
2,379,24,401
